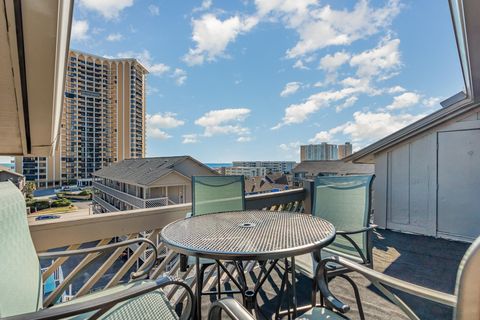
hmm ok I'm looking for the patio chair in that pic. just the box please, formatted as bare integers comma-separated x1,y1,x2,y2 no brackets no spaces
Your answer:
180,175,246,297
0,181,194,320
295,175,376,278
207,235,480,319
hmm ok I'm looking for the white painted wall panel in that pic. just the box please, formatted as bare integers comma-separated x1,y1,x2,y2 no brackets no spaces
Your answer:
438,129,480,241
388,144,410,225
373,153,388,229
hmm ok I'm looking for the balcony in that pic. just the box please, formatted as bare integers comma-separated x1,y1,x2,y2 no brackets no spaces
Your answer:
27,187,467,319
92,181,171,210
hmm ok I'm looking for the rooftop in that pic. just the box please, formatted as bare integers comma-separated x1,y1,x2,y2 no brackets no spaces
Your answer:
92,156,216,186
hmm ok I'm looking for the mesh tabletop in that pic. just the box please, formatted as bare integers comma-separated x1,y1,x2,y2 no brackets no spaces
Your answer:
160,210,335,260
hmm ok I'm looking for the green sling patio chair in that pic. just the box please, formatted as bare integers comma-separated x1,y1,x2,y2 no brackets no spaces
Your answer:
0,181,194,320
180,175,246,298
191,175,246,217
207,235,480,320
295,175,376,281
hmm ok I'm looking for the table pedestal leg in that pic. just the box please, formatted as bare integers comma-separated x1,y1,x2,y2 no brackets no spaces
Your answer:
195,257,202,320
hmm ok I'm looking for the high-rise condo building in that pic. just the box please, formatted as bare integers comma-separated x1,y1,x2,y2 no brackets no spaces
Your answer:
338,142,353,159
300,142,352,161
15,50,148,188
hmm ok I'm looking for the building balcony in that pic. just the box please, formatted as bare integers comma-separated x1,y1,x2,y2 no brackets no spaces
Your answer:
26,187,468,320
92,181,170,209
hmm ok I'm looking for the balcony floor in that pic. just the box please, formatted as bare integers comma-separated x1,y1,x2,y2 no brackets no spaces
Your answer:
199,229,469,320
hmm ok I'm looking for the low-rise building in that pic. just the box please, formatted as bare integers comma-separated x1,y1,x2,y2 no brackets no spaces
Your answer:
292,160,374,185
0,165,25,192
232,161,296,174
91,156,217,213
244,176,289,195
225,166,267,178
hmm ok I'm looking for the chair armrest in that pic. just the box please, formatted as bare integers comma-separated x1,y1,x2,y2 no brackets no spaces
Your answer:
336,225,376,235
38,238,158,279
322,256,457,307
314,260,350,314
4,276,195,320
208,298,255,320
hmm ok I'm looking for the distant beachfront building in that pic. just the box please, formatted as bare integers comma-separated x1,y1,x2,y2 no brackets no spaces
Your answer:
300,142,352,161
225,166,267,178
15,50,147,188
92,156,217,213
0,165,25,192
232,161,297,174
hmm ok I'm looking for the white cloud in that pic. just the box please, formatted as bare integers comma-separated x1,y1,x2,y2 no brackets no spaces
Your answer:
280,82,302,97
319,51,350,72
146,112,184,140
146,112,185,140
71,19,89,41
237,136,252,142
293,60,309,70
194,0,213,12
422,96,442,108
148,128,171,140
325,110,425,147
279,141,301,153
172,68,187,86
146,113,185,129
385,92,421,111
350,37,401,79
116,50,171,76
335,96,358,112
282,0,401,58
386,85,406,94
148,4,160,16
106,33,123,42
183,14,259,65
78,0,134,20
195,108,251,140
182,134,199,144
309,131,332,143
273,76,375,129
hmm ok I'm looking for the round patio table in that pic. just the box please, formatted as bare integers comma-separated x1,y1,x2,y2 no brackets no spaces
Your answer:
161,210,336,319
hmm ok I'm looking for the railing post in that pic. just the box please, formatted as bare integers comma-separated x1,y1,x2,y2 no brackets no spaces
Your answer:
302,179,315,215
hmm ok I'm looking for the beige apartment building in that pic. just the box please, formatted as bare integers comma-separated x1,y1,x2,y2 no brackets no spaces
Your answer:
300,142,352,161
15,50,147,188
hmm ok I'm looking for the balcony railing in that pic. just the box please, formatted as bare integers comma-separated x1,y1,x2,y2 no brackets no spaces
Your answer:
92,181,170,209
29,188,308,307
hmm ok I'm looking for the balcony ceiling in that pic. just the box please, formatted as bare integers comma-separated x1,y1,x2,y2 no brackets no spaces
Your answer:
0,0,73,156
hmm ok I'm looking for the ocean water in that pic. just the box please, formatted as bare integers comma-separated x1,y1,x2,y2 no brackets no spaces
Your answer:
205,163,232,168
0,163,14,170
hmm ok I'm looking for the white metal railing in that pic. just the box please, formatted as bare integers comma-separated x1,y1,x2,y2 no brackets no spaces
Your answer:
92,196,119,212
92,181,169,209
145,197,169,208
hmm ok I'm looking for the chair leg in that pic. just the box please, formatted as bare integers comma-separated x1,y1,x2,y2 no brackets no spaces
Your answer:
337,274,365,320
217,263,221,299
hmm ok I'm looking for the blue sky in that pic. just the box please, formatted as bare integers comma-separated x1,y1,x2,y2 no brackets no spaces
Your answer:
67,0,463,163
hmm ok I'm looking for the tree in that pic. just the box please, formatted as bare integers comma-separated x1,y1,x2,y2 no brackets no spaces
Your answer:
24,181,36,199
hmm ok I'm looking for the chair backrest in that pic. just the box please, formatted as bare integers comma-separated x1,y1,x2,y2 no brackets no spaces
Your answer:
454,236,480,320
192,176,245,216
0,181,42,317
313,175,375,262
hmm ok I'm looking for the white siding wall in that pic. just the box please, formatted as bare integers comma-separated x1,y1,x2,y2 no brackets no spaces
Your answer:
373,108,480,240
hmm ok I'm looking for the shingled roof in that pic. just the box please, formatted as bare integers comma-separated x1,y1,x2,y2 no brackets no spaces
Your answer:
92,156,216,186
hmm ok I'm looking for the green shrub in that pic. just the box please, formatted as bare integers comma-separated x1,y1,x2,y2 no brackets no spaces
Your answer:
79,189,92,196
26,200,50,211
51,198,71,208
